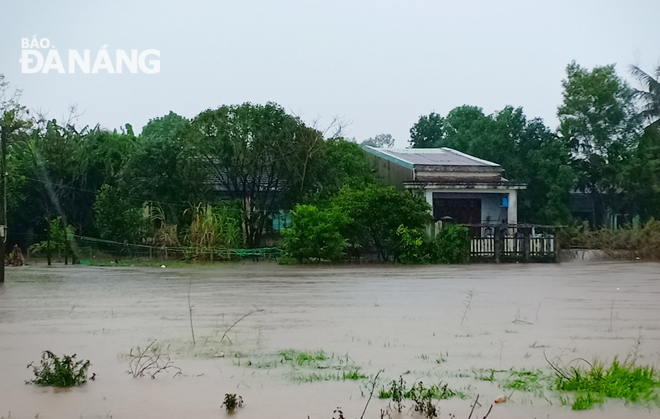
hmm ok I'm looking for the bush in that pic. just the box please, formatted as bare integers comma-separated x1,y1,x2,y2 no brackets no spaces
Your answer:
428,224,469,264
561,218,660,260
331,185,431,261
282,204,350,263
395,225,428,264
28,217,76,256
26,351,91,387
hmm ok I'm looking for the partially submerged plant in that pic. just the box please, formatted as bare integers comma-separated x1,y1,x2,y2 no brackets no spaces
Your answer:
550,356,660,410
126,340,180,379
411,386,438,418
222,393,244,413
379,376,406,412
26,351,91,387
379,376,463,414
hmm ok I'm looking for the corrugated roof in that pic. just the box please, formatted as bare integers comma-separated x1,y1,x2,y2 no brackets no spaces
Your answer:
364,146,500,168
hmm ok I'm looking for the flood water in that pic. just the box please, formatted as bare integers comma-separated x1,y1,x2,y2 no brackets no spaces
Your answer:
1,261,659,418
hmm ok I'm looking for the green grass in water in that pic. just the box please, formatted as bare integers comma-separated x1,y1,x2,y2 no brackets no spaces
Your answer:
291,368,367,382
279,349,328,365
555,358,660,410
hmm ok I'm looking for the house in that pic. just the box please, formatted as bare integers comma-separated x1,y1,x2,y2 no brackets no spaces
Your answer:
364,147,526,235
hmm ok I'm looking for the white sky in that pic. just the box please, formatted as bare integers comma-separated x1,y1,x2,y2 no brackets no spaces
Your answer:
1,0,659,147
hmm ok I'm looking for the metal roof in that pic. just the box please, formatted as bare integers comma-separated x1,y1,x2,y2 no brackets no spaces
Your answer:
364,146,500,169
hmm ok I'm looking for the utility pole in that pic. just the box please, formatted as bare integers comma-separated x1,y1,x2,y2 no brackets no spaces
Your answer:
0,122,7,283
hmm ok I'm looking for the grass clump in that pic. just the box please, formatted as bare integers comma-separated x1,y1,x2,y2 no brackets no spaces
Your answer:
291,368,367,383
236,349,367,384
26,351,91,387
279,349,328,365
503,369,552,396
553,358,660,410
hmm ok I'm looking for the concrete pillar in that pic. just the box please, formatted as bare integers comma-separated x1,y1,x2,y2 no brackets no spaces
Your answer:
425,190,434,218
507,190,518,226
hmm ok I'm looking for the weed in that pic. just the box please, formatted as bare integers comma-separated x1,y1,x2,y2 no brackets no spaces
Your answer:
379,376,464,414
187,278,195,345
222,393,244,413
571,393,604,411
552,357,660,409
408,381,440,418
379,376,406,412
291,368,367,383
220,308,264,344
461,289,474,325
26,351,91,387
474,369,496,382
126,340,180,379
503,369,552,396
279,349,328,365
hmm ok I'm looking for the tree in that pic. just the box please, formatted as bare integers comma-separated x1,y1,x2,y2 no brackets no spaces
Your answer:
630,64,660,130
119,112,206,224
185,102,303,247
282,204,349,263
1,74,31,280
93,184,143,243
331,185,431,261
8,120,136,243
309,138,375,202
409,112,445,148
558,62,640,226
409,106,574,224
361,133,395,148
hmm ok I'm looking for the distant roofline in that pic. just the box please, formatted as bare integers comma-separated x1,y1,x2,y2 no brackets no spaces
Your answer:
363,146,500,168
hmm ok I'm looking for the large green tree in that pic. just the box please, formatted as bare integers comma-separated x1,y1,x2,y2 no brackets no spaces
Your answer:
630,64,660,130
119,111,206,224
185,102,305,247
558,62,640,226
409,106,574,224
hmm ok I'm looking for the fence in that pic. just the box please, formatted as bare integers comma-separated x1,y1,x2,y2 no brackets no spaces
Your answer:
27,235,283,265
469,225,558,263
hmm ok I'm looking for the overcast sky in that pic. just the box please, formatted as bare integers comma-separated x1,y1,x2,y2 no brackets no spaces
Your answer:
1,0,659,147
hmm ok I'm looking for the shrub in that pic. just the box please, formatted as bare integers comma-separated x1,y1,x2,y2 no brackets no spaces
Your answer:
28,217,76,256
428,224,469,264
561,218,660,260
331,185,431,261
26,351,91,387
222,393,244,412
282,204,350,263
395,225,428,264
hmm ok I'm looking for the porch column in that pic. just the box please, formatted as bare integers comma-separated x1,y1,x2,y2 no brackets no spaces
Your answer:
507,190,518,226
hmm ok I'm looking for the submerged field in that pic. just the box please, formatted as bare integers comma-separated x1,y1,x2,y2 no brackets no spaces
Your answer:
0,262,659,418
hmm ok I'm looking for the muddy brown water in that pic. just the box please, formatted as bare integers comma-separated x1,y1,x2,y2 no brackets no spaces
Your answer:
0,262,659,418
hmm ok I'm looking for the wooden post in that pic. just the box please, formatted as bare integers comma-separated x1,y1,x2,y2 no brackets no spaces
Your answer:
494,226,501,263
523,230,530,262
